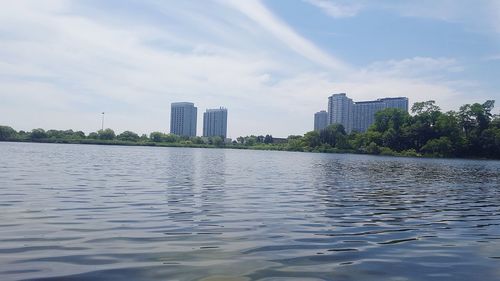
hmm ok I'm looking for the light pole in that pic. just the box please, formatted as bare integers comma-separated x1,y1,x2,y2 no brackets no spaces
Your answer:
101,112,105,131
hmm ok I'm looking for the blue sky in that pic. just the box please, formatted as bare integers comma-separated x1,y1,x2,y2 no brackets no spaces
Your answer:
1,0,499,137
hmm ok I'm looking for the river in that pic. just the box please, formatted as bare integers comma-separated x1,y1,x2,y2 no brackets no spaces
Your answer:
1,142,499,280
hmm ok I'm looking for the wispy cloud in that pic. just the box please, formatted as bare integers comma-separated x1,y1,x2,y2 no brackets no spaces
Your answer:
365,57,464,79
223,0,349,72
483,54,500,61
304,0,363,18
0,0,490,137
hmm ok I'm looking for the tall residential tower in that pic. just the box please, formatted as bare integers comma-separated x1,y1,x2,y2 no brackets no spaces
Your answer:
170,102,197,137
203,107,228,138
328,93,353,132
314,110,328,131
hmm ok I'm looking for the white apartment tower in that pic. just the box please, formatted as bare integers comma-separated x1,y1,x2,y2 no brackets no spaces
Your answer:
328,93,354,132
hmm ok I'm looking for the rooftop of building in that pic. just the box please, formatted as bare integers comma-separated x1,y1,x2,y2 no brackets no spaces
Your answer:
377,97,408,101
205,107,227,112
171,102,195,106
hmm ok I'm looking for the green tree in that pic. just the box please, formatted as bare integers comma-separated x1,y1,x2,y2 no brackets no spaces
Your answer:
406,101,443,151
117,131,140,142
98,128,115,140
0,126,17,141
373,108,410,133
191,136,205,144
319,124,346,147
30,128,48,140
480,127,500,158
150,132,165,142
411,100,441,115
88,132,99,139
245,136,257,146
209,136,224,147
163,134,180,143
303,130,321,148
73,131,86,139
264,134,273,144
286,137,304,151
421,137,453,157
46,130,63,139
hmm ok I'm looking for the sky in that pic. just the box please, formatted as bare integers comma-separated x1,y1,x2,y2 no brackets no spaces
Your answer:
1,0,499,138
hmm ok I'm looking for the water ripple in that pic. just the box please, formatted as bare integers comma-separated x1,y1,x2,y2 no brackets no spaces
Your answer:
0,142,499,281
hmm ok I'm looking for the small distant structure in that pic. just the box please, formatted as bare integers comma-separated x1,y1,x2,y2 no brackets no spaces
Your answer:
272,137,288,144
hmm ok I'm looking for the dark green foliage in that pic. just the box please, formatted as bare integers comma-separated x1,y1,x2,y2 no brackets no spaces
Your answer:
117,131,140,142
45,129,86,140
264,134,273,144
30,128,48,140
208,136,224,147
88,132,99,139
149,132,180,143
98,129,115,140
0,126,17,141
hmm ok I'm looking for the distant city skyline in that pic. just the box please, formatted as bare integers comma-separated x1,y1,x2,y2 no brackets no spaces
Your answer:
1,1,499,137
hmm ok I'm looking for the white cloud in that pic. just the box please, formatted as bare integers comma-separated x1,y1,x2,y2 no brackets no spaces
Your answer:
483,54,500,61
223,0,349,72
305,0,363,18
0,0,489,137
365,57,464,79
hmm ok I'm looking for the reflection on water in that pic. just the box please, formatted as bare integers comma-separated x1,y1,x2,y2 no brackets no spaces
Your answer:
0,142,499,281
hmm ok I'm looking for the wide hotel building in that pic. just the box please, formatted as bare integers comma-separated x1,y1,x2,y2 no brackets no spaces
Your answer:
323,93,408,133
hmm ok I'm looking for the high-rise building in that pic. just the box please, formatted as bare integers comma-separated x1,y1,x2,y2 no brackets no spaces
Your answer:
328,93,353,132
352,100,386,133
378,97,409,112
170,102,197,137
203,107,228,138
314,110,328,131
326,94,408,133
352,97,408,132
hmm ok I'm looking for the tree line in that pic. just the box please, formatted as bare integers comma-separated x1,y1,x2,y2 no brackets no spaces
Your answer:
296,100,499,158
1,100,499,159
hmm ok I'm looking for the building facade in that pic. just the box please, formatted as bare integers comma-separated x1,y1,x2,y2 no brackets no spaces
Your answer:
326,94,408,133
203,107,228,138
314,110,328,131
328,93,353,132
352,100,386,133
378,97,409,112
170,102,197,137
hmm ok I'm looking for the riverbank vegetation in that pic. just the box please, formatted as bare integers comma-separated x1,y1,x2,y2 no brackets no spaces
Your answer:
1,100,499,159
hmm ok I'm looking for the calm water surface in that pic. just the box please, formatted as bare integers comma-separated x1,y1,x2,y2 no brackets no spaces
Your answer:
1,142,499,281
